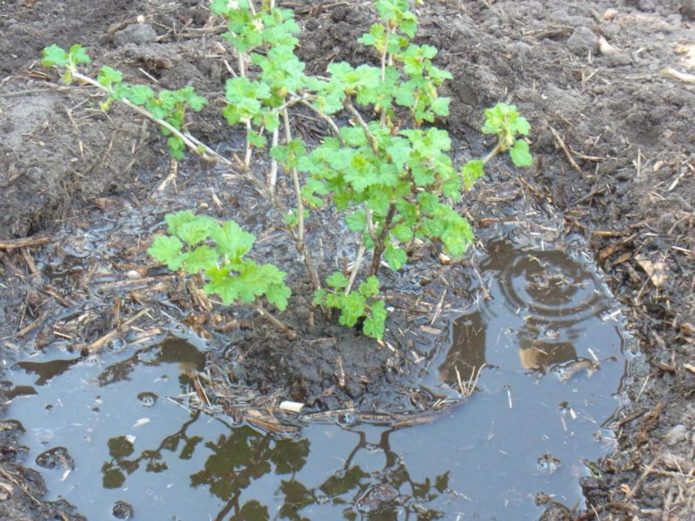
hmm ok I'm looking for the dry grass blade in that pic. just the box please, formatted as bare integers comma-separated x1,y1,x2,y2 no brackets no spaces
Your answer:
455,363,486,398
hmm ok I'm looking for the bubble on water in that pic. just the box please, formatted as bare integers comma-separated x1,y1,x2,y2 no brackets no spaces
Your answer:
137,392,158,407
337,413,356,426
112,500,134,520
536,453,561,475
106,338,127,353
498,250,608,324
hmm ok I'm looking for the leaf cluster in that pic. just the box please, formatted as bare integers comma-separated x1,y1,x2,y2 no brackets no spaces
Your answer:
148,211,291,311
41,46,207,159
40,0,535,345
313,274,387,340
482,103,533,167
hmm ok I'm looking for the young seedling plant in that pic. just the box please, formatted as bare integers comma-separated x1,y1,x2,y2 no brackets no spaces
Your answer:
41,0,532,342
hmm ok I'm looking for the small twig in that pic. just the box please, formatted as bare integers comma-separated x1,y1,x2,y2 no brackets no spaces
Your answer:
550,125,582,173
87,308,149,353
268,127,279,191
0,235,50,250
253,303,296,340
299,100,343,140
345,101,379,153
345,244,366,295
71,70,237,168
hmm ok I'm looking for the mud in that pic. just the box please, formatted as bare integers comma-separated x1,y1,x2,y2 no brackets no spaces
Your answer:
1,0,694,519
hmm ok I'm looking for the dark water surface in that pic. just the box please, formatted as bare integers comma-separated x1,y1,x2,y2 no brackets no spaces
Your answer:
4,241,629,520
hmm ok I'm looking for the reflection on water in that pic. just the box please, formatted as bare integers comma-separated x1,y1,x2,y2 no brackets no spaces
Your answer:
440,240,619,382
5,337,448,520
4,241,628,520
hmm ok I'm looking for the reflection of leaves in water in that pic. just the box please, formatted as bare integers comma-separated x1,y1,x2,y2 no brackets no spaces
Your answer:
190,426,311,501
320,466,369,498
101,413,201,490
278,480,314,521
230,500,269,521
271,439,309,474
108,436,134,458
434,471,449,493
275,429,445,520
97,338,204,387
101,467,125,489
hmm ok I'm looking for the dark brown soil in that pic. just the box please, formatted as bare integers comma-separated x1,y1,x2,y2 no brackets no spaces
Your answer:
1,0,694,519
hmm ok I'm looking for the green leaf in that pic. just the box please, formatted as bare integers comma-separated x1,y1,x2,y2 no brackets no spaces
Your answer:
430,97,450,117
313,289,327,307
122,84,155,106
204,266,240,305
345,210,367,232
338,293,366,327
165,210,197,236
247,131,267,148
461,159,485,189
175,215,218,246
148,235,184,271
390,223,413,243
41,45,69,68
363,300,387,339
68,44,91,65
181,245,218,274
97,66,123,89
384,244,407,271
211,220,256,260
510,139,533,167
266,282,291,311
326,272,349,290
358,276,380,298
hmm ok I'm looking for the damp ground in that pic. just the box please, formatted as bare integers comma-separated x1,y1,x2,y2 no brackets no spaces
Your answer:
3,237,631,519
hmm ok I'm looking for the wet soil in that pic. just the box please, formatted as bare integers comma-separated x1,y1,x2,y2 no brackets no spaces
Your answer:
1,0,694,519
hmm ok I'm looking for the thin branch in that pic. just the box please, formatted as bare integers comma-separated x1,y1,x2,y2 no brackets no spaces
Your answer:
282,108,321,291
71,70,236,168
268,127,279,191
344,244,365,296
483,142,504,165
345,101,379,153
299,100,343,142
253,303,296,340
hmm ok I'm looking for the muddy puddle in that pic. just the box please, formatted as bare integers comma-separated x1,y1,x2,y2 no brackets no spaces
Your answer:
2,239,631,520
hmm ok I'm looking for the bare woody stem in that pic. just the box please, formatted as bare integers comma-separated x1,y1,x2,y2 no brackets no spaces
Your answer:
282,108,322,292
345,101,379,153
344,244,366,296
483,142,504,164
72,68,321,292
71,70,235,167
253,303,296,340
370,203,396,276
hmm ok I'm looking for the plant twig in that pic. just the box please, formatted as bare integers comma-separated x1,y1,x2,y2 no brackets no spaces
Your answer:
268,127,279,190
71,70,236,168
345,101,379,153
345,244,366,295
0,235,50,250
253,303,296,340
282,108,321,291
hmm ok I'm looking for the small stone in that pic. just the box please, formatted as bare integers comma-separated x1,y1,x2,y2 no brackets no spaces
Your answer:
603,8,619,20
567,27,599,56
664,424,687,446
114,24,157,46
506,41,533,59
